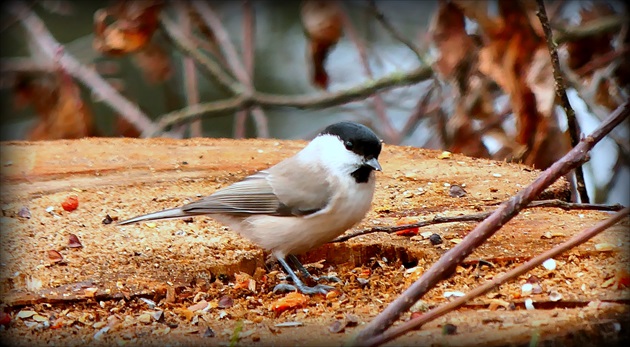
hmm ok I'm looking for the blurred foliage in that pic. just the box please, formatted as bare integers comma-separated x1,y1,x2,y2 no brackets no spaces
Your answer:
0,0,627,204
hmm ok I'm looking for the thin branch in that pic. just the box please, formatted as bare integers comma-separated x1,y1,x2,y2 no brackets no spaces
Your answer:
333,212,491,243
554,15,626,44
149,65,434,135
175,2,202,138
526,199,625,211
536,0,589,203
334,199,625,243
159,15,240,95
352,101,629,345
366,0,425,64
399,83,437,139
8,2,160,136
190,1,269,138
190,2,249,87
339,2,398,144
363,206,630,347
575,45,630,77
233,0,254,138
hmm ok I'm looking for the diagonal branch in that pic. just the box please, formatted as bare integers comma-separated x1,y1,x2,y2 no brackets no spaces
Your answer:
8,2,160,137
352,101,629,345
159,15,240,95
333,199,625,243
362,206,629,346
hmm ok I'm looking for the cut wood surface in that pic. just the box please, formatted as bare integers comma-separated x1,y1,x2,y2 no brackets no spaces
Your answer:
0,138,628,346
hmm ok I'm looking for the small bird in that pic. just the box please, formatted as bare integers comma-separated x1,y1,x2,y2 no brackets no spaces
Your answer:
118,121,382,294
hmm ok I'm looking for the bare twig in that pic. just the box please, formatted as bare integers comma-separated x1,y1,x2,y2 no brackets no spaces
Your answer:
536,0,589,203
149,65,434,135
362,206,630,346
333,212,491,243
159,15,240,95
191,1,269,138
334,199,625,243
554,15,626,44
366,0,425,64
352,101,629,345
575,46,630,77
8,2,160,136
190,2,249,86
339,2,398,144
233,0,255,139
399,83,437,139
175,2,202,137
526,199,625,211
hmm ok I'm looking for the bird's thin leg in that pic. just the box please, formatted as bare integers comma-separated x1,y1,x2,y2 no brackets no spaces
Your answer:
288,254,341,283
273,256,335,295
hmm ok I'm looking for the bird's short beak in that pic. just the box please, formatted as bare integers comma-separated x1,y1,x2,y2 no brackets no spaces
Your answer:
365,157,382,171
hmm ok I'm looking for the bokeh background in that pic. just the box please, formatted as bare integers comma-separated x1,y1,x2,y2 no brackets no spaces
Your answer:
1,0,628,205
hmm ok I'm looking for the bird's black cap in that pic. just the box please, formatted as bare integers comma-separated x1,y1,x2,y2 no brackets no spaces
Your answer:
320,121,382,160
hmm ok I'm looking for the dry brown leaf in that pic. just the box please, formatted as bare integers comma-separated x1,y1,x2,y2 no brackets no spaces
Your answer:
14,71,96,141
93,0,163,56
430,1,476,92
133,42,173,84
301,0,343,89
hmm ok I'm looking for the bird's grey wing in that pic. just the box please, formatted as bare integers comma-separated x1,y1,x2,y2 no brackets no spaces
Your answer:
183,161,332,217
265,159,333,216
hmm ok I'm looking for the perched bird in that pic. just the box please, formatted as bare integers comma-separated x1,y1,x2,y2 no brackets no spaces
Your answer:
119,121,382,294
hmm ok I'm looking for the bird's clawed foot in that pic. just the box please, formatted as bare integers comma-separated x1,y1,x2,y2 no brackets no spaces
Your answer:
272,283,335,295
309,274,341,283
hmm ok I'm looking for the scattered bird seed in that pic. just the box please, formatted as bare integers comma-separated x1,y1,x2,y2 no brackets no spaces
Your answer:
443,291,465,298
218,295,234,308
18,207,31,219
542,258,556,271
274,321,303,327
102,214,113,225
521,283,533,296
429,233,443,245
449,185,467,198
68,234,83,248
328,320,346,333
152,311,163,322
549,291,563,302
203,327,216,338
47,250,63,263
524,298,535,310
17,310,37,319
139,298,156,309
94,326,110,340
356,278,369,287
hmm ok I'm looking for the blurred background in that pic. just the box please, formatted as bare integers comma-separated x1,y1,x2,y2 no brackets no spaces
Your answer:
0,0,628,205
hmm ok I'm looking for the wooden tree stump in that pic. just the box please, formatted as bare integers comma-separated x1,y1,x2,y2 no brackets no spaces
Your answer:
0,138,627,346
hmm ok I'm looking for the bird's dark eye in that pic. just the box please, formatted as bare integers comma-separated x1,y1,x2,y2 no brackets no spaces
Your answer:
344,141,354,150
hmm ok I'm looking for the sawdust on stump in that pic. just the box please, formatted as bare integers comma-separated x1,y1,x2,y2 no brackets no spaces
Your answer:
0,138,628,346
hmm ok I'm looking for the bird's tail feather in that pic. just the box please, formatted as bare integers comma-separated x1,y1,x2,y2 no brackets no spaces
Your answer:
118,208,189,225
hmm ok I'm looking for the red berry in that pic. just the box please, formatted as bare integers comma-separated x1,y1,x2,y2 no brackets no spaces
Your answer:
61,196,79,212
